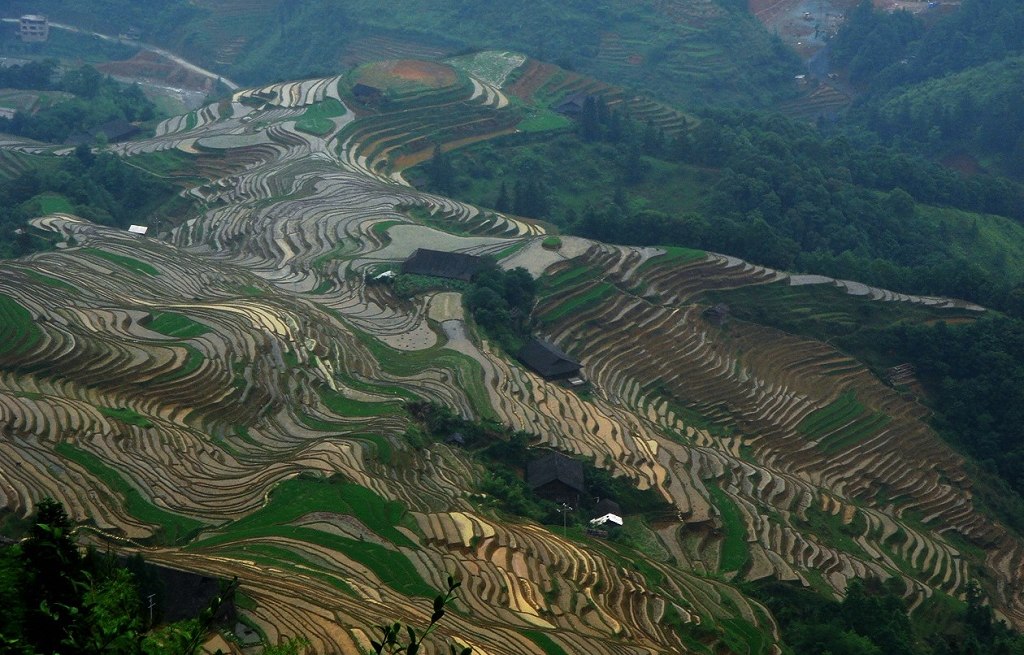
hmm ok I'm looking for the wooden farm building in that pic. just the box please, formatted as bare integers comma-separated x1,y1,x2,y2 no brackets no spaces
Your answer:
553,92,590,117
517,338,581,381
65,119,141,146
402,248,484,282
527,452,585,504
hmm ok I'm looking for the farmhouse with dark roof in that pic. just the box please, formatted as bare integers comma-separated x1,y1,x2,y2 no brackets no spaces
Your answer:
527,452,585,504
553,92,590,117
402,248,485,282
517,338,581,381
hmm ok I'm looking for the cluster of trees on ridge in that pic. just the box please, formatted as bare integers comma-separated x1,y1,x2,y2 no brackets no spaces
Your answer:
751,577,1024,655
0,145,182,257
0,62,155,144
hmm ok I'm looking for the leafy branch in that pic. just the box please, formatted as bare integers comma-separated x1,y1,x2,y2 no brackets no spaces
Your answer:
371,575,471,655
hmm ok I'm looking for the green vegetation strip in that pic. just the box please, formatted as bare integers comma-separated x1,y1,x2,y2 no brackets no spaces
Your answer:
797,391,891,454
318,387,403,417
146,312,210,339
55,442,205,544
539,264,601,296
82,248,160,276
705,480,749,573
541,281,616,323
217,544,356,597
98,406,154,428
516,111,571,133
0,294,43,358
522,631,569,655
350,326,494,420
32,192,74,214
636,246,706,273
151,344,205,383
22,270,76,291
192,477,431,597
295,98,347,135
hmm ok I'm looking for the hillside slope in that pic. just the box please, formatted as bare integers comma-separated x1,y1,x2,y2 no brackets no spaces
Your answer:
0,62,1023,651
0,0,799,108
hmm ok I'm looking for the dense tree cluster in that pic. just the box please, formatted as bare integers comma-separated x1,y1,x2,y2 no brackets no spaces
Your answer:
753,577,1024,655
464,263,537,353
833,0,1024,178
0,147,179,258
0,64,155,144
877,316,1024,521
0,499,236,654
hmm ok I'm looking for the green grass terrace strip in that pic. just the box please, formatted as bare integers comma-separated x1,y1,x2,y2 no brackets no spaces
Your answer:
796,391,892,453
522,631,570,655
98,406,154,428
145,311,211,339
215,544,356,597
704,480,749,573
817,411,891,455
348,325,495,420
318,387,403,417
538,264,602,296
516,110,571,133
797,391,864,438
298,412,399,463
206,527,433,597
81,248,160,276
190,476,432,596
720,617,772,655
151,344,205,383
295,98,347,135
0,293,43,358
54,442,205,544
541,282,616,323
636,246,706,273
32,192,74,214
21,269,77,292
196,476,417,548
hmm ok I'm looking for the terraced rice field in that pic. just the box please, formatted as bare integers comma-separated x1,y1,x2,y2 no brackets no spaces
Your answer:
1,57,1024,653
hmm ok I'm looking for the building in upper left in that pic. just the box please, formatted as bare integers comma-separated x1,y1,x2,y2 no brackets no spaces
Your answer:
19,15,49,43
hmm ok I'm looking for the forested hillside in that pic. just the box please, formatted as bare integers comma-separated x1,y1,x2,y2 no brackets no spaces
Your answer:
1,0,799,108
832,0,1024,178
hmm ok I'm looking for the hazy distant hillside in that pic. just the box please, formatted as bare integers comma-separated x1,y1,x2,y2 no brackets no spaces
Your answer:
832,0,1024,178
1,0,799,107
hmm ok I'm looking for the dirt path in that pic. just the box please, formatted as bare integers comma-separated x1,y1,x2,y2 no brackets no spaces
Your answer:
9,20,242,90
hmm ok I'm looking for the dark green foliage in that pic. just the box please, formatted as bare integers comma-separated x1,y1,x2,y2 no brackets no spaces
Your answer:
465,263,537,353
832,0,1024,179
438,110,1024,308
0,59,58,90
371,575,471,655
0,499,238,654
428,145,456,196
17,499,85,654
881,316,1024,529
222,0,797,107
749,577,1024,655
0,65,155,144
0,149,181,259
